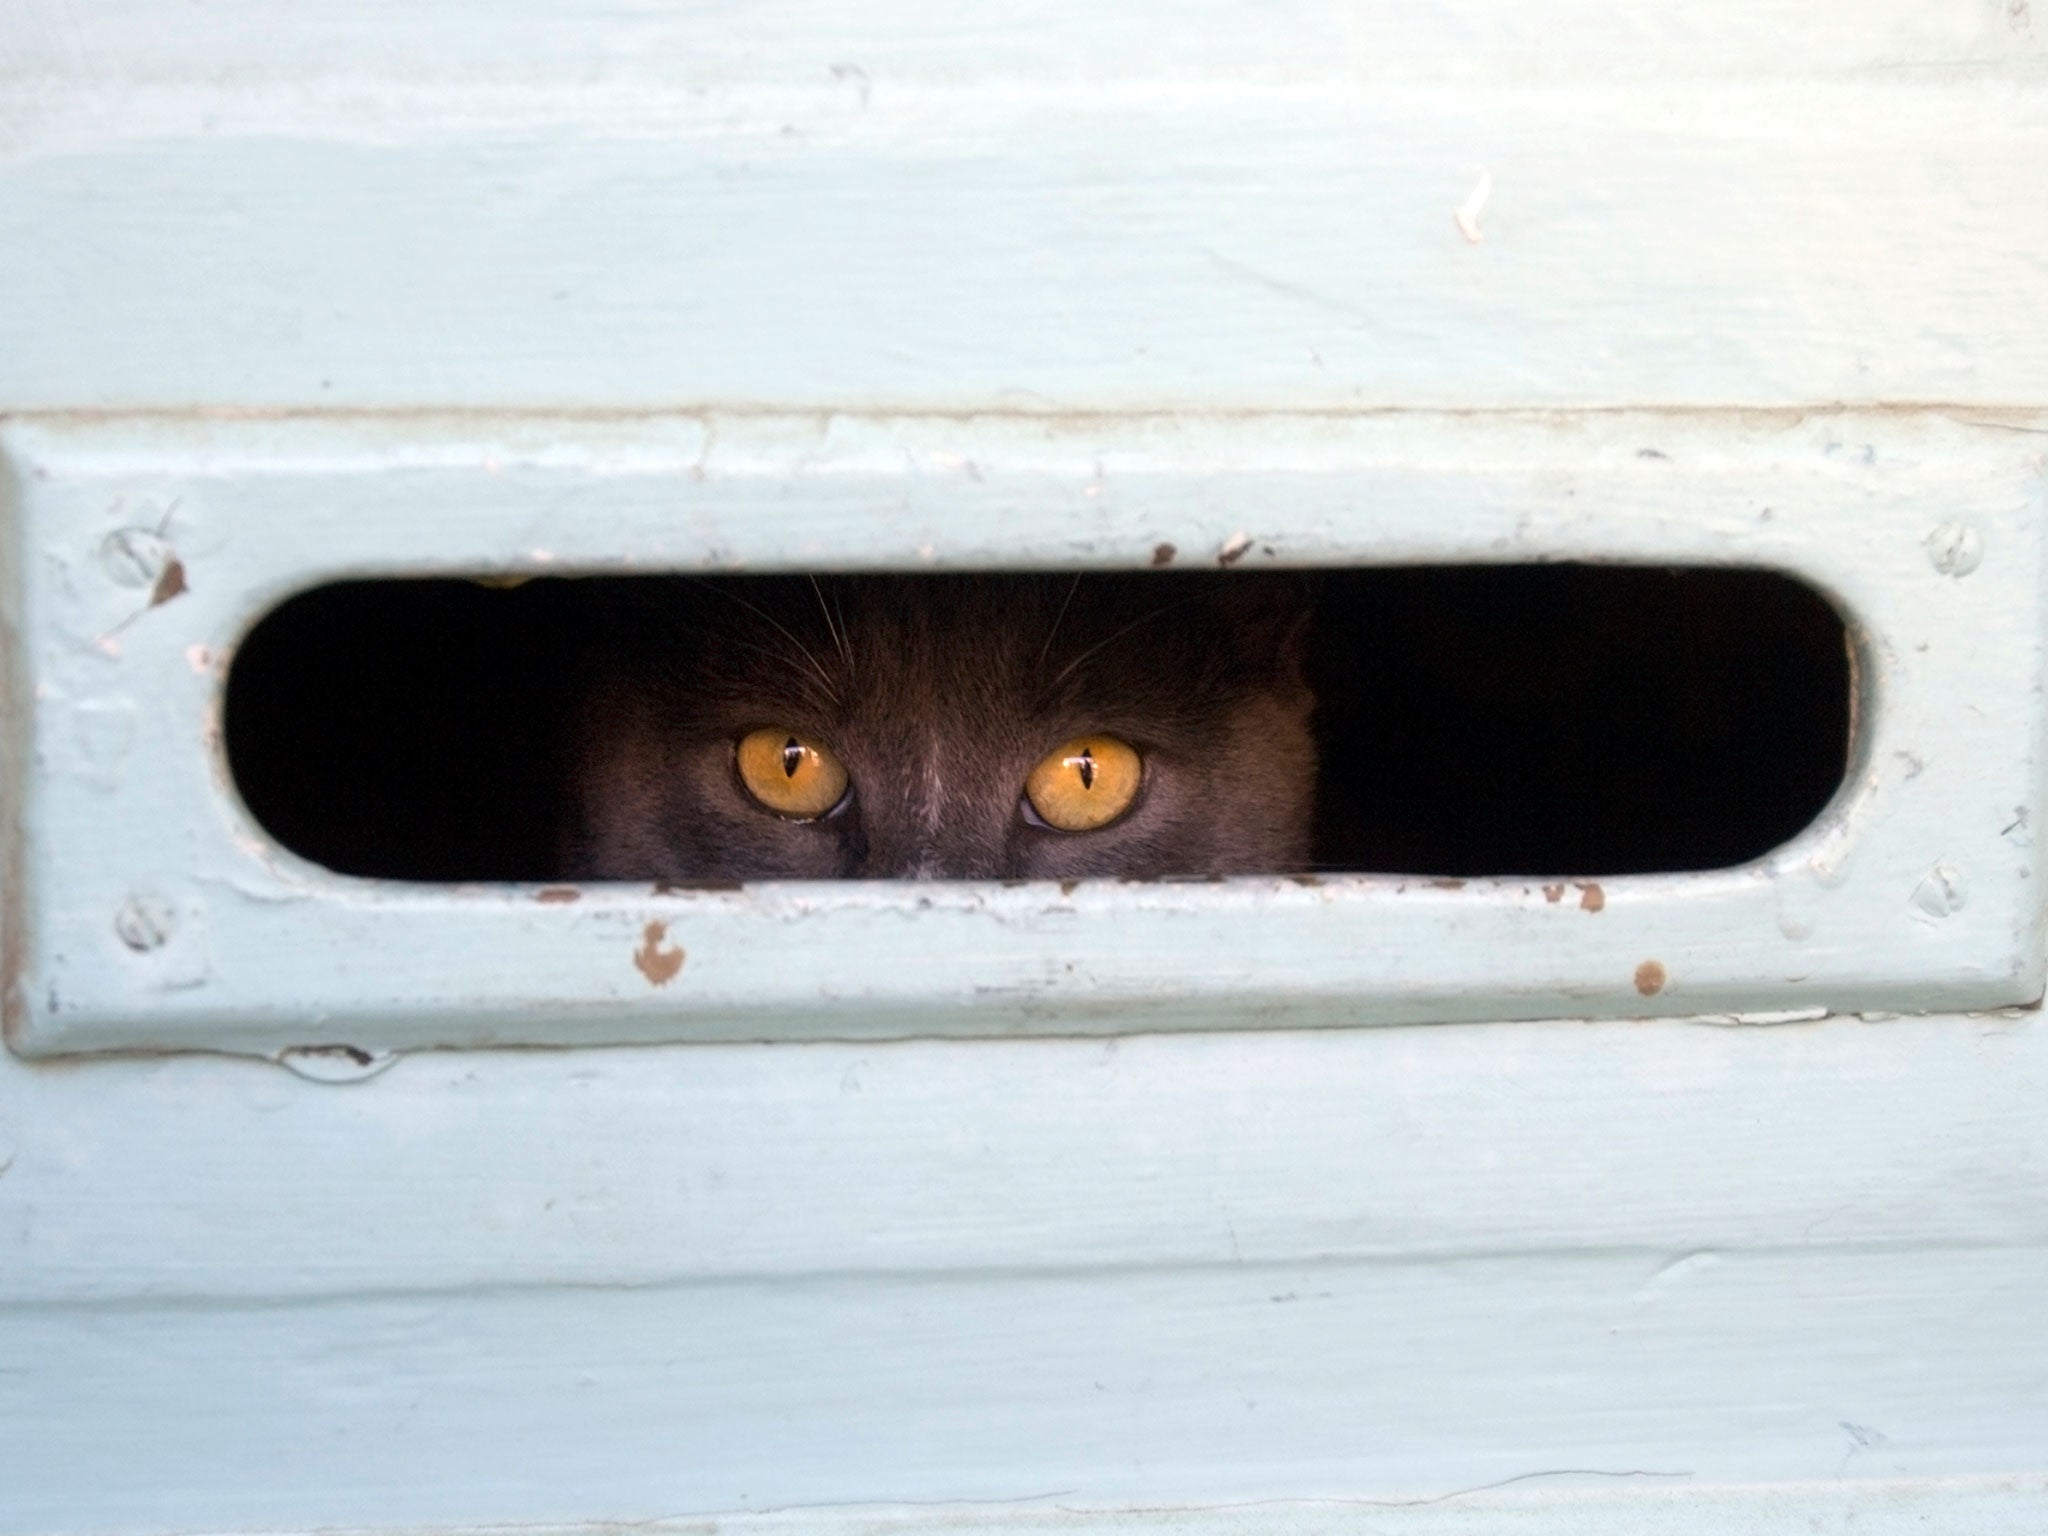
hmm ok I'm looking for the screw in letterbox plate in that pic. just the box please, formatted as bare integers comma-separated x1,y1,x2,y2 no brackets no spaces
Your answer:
113,893,176,952
100,527,177,589
1925,523,1984,577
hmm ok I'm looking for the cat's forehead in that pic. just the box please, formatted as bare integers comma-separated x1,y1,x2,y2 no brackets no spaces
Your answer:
759,572,1289,661
663,572,1308,743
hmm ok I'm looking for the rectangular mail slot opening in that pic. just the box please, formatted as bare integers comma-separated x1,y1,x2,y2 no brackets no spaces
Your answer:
223,566,1851,883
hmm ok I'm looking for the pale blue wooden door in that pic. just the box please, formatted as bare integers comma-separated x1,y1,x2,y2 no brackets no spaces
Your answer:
2,2,2045,1532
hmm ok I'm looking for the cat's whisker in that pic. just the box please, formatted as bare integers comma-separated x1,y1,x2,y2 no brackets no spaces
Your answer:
1041,593,1207,700
687,577,841,703
810,575,855,677
1034,572,1084,674
708,635,846,709
831,583,855,680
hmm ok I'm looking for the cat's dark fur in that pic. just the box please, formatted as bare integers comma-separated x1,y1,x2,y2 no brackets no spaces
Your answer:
561,574,1316,880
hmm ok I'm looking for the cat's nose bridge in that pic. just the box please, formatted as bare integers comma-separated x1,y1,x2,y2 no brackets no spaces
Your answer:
857,815,1008,879
855,728,1010,879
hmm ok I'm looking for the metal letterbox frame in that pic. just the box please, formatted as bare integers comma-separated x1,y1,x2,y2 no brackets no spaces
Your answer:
4,409,2042,1059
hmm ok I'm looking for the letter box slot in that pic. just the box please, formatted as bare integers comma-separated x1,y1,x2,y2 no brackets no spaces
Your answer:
2,411,2040,1058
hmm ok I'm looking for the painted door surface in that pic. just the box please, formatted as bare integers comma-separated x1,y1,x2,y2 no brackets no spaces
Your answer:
3,3,2047,1532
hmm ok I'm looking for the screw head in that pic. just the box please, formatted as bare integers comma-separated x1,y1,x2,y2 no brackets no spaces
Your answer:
1926,523,1984,578
100,527,175,589
113,893,176,952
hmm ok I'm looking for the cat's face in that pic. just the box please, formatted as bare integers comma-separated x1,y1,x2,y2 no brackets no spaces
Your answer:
562,573,1315,881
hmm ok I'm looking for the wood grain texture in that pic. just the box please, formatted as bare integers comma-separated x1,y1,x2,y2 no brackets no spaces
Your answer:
1,1017,2046,1530
0,1015,2048,1531
1,1,2043,411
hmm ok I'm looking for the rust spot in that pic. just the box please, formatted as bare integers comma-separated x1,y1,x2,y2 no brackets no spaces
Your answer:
1542,883,1565,904
653,879,742,894
1578,882,1606,913
1217,533,1252,567
1151,542,1177,567
633,921,685,986
1059,879,1080,897
1290,874,1322,887
149,558,187,607
1634,960,1667,996
1430,878,1466,891
536,886,581,904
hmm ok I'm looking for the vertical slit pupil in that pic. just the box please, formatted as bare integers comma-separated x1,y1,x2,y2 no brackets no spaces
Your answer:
1076,747,1096,791
782,738,803,778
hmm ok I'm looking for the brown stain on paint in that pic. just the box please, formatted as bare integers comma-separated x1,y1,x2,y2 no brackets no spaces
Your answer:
1151,542,1177,567
150,559,187,607
536,886,581,904
1542,884,1565,904
1430,878,1466,891
1634,960,1667,996
1578,883,1606,912
634,921,685,986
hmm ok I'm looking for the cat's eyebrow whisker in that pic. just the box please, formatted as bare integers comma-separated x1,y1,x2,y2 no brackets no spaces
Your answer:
687,577,841,703
1034,572,1084,674
711,635,847,710
1041,593,1207,700
831,583,855,680
810,574,855,677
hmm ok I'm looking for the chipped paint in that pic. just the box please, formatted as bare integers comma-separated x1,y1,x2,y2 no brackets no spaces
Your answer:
633,921,685,986
1454,168,1493,244
273,1042,399,1082
148,557,187,606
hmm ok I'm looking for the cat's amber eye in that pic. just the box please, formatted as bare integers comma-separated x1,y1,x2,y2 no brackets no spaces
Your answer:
736,728,849,819
1024,736,1143,832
